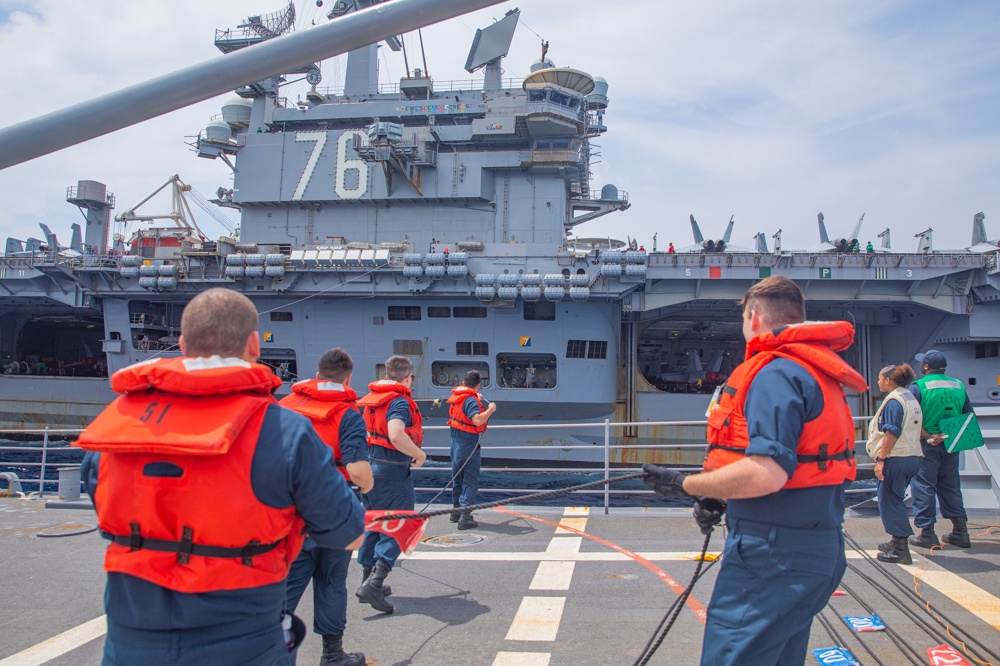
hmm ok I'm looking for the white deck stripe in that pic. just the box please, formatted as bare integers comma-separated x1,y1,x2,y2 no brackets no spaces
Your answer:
493,652,551,665
555,517,588,534
0,615,106,666
504,597,567,641
529,561,576,591
544,536,582,557
901,555,1000,630
562,507,590,516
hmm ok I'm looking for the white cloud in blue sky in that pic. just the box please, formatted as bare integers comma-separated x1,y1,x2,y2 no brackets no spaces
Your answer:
1,0,998,252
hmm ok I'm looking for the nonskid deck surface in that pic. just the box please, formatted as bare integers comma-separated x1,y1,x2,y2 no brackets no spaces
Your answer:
1,500,998,666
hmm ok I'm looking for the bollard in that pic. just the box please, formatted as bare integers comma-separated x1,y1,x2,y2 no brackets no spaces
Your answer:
57,466,81,501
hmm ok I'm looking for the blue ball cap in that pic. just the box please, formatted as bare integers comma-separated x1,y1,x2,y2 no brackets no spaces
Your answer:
915,349,947,369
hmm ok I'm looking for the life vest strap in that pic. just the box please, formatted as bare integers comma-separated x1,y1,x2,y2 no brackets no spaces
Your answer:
795,444,854,470
707,443,745,454
110,525,282,566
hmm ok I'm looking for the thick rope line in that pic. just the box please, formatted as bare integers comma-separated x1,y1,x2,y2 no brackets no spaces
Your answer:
369,470,649,521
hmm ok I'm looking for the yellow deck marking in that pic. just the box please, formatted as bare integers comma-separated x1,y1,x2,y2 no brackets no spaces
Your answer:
900,555,1000,630
562,507,590,516
0,615,106,666
529,561,576,591
493,652,551,665
555,517,589,534
505,597,567,641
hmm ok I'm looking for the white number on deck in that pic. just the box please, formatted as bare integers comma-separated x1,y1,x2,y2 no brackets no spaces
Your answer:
335,132,369,200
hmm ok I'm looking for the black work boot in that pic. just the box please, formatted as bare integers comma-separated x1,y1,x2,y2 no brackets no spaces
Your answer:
358,565,391,602
450,501,461,523
909,526,940,549
877,537,896,553
876,536,912,565
943,517,971,548
457,511,478,530
320,634,365,666
355,560,394,614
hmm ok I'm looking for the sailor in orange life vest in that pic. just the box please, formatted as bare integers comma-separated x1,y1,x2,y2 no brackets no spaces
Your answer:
75,288,365,666
642,275,868,666
355,355,426,614
278,348,373,666
447,369,497,529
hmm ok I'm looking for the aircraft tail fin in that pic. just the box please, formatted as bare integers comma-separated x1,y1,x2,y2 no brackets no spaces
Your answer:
723,215,734,243
39,223,59,251
972,212,988,245
817,213,830,243
690,215,704,243
70,223,83,252
754,232,768,253
849,213,865,242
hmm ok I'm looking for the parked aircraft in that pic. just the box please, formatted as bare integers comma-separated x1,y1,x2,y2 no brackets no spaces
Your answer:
676,215,757,253
807,213,865,253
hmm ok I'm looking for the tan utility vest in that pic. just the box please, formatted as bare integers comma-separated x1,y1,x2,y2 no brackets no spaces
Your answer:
866,387,923,459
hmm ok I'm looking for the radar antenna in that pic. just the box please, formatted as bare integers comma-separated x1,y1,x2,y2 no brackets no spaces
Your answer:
242,1,296,39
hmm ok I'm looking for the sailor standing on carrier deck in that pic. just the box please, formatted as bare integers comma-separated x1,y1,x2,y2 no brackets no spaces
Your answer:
642,275,868,666
446,369,497,529
355,355,426,614
279,348,372,666
75,288,364,666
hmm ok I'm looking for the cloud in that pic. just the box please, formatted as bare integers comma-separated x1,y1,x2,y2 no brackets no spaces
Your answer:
1,0,999,252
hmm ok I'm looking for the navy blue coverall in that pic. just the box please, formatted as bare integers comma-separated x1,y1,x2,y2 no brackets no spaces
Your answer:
82,405,364,666
357,397,415,570
875,399,921,537
700,359,848,666
450,396,484,509
284,408,368,638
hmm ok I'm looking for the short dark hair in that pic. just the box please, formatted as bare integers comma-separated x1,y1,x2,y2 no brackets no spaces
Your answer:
181,288,258,357
317,348,353,382
385,355,413,381
462,370,481,388
740,275,806,327
880,363,916,387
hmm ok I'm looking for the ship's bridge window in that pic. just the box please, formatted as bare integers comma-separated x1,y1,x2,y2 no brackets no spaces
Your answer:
428,307,451,318
523,301,556,321
454,307,487,318
432,361,490,388
533,138,572,150
528,89,546,103
497,352,557,389
566,340,608,360
388,306,421,321
457,342,489,356
257,348,297,383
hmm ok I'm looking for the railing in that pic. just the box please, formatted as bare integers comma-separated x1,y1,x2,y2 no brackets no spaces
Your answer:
0,419,877,512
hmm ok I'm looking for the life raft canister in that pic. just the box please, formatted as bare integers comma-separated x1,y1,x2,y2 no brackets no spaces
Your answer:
357,380,424,449
279,379,360,482
74,356,306,593
703,322,868,489
447,386,487,434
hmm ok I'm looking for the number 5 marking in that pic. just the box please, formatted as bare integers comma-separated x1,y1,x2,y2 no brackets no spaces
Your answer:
292,132,328,201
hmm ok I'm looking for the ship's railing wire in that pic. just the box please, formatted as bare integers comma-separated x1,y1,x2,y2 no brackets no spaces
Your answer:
0,417,878,510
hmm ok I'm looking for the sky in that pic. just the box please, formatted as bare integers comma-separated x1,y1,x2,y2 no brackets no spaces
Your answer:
1,0,999,252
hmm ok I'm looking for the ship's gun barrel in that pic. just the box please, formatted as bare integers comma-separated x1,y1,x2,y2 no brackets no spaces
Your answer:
0,0,506,171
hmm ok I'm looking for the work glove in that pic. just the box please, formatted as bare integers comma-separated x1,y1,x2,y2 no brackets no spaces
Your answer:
693,498,726,535
642,464,690,498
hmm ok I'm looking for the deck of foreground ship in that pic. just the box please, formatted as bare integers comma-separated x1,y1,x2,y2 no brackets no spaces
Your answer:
1,499,998,665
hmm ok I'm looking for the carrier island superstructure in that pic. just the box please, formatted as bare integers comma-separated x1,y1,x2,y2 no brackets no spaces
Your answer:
1,2,999,511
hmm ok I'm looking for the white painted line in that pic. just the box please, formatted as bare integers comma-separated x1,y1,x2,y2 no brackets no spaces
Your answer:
505,596,567,642
0,615,106,666
563,507,590,516
492,652,551,666
529,561,576,591
555,517,588,535
900,556,1000,630
544,536,582,557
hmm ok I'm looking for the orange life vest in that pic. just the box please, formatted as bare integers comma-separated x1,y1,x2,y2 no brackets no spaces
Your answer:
447,386,487,434
279,379,359,482
357,380,424,449
704,321,868,489
74,357,306,594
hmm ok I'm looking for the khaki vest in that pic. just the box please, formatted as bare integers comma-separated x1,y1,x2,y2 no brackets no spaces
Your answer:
867,387,923,459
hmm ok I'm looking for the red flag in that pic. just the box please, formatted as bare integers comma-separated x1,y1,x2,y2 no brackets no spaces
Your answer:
364,510,427,554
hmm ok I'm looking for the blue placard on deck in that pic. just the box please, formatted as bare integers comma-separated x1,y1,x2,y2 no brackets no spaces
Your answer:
844,614,886,631
812,647,860,665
